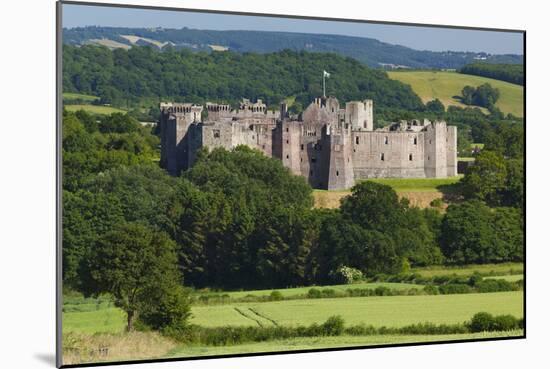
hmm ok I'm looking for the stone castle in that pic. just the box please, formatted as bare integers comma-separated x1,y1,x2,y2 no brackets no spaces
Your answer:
159,96,457,190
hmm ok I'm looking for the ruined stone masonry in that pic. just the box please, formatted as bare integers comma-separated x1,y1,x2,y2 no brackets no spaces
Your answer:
160,96,457,190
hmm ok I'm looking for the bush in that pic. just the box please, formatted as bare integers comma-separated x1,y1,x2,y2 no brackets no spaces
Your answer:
330,266,364,284
269,290,284,301
475,279,518,293
307,288,322,299
423,285,439,295
493,314,520,331
321,315,345,336
469,312,495,332
374,286,392,296
438,283,473,294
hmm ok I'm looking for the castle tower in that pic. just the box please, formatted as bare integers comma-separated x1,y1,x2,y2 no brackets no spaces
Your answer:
424,121,448,178
345,99,373,131
322,124,355,190
274,119,302,176
159,103,203,175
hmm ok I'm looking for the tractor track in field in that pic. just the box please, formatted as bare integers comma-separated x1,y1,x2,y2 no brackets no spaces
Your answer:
234,307,278,327
249,307,279,327
233,307,265,327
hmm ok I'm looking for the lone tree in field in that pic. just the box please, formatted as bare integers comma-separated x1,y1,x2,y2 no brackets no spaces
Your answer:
84,222,190,331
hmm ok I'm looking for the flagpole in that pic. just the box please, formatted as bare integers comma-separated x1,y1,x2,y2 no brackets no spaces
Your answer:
323,72,326,97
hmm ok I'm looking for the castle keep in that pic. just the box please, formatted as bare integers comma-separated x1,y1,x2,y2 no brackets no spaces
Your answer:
160,96,457,190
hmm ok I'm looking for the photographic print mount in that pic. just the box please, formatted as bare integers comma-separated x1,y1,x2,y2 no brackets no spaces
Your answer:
57,1,526,367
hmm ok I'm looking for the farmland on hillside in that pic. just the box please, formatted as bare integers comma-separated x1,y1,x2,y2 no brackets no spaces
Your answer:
387,71,524,117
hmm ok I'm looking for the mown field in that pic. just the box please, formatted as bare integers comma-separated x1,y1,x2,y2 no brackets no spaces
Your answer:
190,292,523,328
64,290,523,333
313,176,461,209
387,70,524,117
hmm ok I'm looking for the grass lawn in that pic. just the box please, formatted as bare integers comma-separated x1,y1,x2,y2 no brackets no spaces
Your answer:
190,291,523,328
167,330,523,358
313,176,461,209
412,262,524,278
387,70,524,117
365,176,461,192
483,275,524,282
64,104,127,115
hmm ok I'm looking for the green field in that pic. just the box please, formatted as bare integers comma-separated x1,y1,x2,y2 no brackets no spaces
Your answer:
412,262,524,278
483,275,524,282
365,176,461,192
63,92,99,102
190,292,523,328
63,307,126,334
64,104,127,115
63,290,523,333
205,282,423,299
388,71,524,117
167,330,523,358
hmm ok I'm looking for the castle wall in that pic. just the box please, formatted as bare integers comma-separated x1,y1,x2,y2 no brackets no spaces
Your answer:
351,131,426,179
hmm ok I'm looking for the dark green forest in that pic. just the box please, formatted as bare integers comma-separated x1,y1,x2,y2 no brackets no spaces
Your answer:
63,109,524,293
62,45,425,111
459,63,524,86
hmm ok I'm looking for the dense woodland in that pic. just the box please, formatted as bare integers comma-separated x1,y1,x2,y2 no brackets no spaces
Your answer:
63,45,425,112
63,109,524,294
459,63,524,86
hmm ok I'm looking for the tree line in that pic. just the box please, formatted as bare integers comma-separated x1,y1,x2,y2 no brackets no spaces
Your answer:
459,63,524,86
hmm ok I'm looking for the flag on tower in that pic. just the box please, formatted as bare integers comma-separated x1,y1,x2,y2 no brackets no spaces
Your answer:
323,70,331,78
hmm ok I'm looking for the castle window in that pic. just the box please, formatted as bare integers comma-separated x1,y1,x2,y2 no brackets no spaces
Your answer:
286,127,289,132
249,125,254,131
213,130,220,138
409,154,413,161
286,154,289,159
286,139,289,144
380,153,385,161
301,158,303,162
413,137,417,145
336,171,339,176
364,120,367,129
429,140,432,144
384,136,389,144
356,136,359,145
311,157,317,163
301,144,304,151
428,156,430,161
252,136,255,140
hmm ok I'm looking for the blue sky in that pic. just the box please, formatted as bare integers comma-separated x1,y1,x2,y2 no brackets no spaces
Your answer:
62,3,523,54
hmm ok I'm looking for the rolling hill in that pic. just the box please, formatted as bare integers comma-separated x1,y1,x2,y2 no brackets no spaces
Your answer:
387,70,524,117
63,26,523,70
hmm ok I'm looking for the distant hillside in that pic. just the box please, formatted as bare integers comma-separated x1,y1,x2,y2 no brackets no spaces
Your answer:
459,63,524,86
388,70,524,117
63,26,523,70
